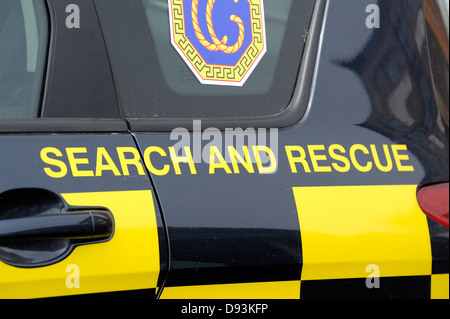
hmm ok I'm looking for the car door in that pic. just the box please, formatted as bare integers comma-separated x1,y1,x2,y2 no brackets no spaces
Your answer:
96,0,448,299
0,0,166,298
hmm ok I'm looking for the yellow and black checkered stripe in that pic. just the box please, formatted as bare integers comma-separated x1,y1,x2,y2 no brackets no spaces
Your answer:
0,190,161,299
293,184,448,299
160,184,448,299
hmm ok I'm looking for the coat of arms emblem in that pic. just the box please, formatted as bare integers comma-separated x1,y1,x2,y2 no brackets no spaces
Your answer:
168,0,266,86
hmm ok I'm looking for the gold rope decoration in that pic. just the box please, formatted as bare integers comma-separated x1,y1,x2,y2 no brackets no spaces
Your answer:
191,0,245,54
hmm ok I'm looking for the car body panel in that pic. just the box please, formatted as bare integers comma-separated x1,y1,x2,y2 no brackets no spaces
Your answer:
130,0,448,299
0,134,164,298
0,0,448,299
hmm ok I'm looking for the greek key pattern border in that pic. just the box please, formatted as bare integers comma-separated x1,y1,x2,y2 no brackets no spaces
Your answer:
170,0,265,83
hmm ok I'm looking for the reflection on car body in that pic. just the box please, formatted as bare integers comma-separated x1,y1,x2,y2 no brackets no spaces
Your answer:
0,0,448,300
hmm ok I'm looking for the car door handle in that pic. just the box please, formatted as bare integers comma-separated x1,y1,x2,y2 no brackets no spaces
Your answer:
0,211,114,242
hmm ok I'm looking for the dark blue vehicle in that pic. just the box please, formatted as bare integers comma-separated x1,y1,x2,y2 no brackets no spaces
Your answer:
0,0,448,299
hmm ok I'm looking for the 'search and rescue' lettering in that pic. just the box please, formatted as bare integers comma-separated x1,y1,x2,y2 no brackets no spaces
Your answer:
41,144,415,178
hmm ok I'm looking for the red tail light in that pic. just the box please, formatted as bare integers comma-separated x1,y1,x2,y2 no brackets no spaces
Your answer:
417,183,449,228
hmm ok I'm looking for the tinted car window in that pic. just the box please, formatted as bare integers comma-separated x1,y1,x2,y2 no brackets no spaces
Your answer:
0,0,48,118
42,0,121,119
95,0,316,119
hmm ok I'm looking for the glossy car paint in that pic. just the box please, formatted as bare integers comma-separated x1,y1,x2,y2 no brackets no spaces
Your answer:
0,134,166,298
0,0,448,299
130,0,448,299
